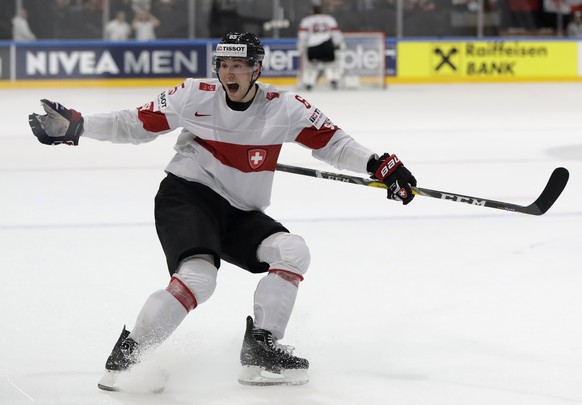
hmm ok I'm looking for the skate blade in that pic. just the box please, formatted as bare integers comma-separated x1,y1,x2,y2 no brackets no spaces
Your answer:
238,365,309,386
97,366,168,394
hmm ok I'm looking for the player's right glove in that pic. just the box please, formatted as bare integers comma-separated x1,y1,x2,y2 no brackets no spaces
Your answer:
28,99,84,145
368,153,417,205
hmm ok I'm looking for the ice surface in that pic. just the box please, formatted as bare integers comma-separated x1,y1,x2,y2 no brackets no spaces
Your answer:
1,83,581,404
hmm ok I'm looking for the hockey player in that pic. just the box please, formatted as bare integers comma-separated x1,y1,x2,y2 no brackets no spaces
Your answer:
28,32,416,389
297,5,345,90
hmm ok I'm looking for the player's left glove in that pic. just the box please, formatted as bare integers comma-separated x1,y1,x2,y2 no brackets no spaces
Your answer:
368,153,417,205
28,99,84,145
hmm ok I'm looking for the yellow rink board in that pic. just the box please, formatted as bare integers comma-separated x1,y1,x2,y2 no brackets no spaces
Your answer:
396,41,579,83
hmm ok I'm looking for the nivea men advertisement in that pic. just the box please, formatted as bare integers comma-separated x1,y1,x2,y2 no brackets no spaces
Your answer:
16,42,207,80
12,39,396,81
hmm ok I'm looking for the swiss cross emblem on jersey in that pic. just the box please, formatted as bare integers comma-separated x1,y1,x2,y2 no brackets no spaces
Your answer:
248,148,267,170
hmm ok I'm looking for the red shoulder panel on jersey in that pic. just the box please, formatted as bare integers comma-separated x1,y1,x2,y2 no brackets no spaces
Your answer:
295,125,337,150
199,82,216,91
195,138,282,173
138,105,171,132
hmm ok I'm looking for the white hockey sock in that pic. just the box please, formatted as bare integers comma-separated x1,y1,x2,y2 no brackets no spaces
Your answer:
302,60,319,87
253,272,298,340
325,60,342,82
130,289,187,348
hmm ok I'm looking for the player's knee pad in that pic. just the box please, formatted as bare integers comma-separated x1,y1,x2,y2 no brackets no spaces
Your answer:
167,255,217,311
257,232,311,280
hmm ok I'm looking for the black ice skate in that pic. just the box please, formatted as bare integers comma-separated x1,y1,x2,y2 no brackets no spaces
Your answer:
97,326,166,393
238,316,309,386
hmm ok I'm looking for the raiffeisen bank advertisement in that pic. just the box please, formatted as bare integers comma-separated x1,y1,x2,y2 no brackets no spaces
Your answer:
397,39,581,83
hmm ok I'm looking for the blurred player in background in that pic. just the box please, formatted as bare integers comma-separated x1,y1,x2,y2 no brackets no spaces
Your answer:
297,5,345,90
28,32,416,391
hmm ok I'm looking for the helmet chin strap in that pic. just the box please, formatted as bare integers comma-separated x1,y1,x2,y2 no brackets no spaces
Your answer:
240,66,262,101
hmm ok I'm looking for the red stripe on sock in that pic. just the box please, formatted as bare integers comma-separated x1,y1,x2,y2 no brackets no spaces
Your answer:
166,276,198,312
269,269,303,287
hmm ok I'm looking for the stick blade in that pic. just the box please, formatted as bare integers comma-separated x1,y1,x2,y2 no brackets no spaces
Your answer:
529,167,569,215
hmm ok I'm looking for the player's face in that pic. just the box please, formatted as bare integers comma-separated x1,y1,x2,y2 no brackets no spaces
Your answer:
217,58,259,103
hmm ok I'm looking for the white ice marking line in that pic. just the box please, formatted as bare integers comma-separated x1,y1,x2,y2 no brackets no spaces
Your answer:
5,376,35,402
1,212,581,232
0,222,152,231
0,165,163,173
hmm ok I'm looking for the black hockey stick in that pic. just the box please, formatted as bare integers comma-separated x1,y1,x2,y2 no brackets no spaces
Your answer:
275,163,569,216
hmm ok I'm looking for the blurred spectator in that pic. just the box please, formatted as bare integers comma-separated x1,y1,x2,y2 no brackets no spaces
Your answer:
105,10,132,40
132,9,160,40
567,11,582,37
12,8,36,41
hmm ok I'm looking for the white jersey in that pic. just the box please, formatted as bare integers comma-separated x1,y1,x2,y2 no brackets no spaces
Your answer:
83,79,375,211
297,13,343,50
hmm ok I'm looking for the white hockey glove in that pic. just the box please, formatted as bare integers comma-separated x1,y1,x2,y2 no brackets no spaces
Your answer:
28,99,84,145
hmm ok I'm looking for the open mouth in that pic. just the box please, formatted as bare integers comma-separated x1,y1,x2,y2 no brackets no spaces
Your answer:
227,83,239,92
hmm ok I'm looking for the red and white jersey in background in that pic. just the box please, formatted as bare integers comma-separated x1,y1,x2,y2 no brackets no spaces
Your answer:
297,13,344,51
83,78,375,211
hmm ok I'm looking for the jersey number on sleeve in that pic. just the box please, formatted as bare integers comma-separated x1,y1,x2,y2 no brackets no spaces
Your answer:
295,95,311,109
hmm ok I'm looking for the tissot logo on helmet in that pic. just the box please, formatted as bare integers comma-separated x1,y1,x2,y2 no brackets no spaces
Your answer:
215,44,248,58
214,32,265,63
